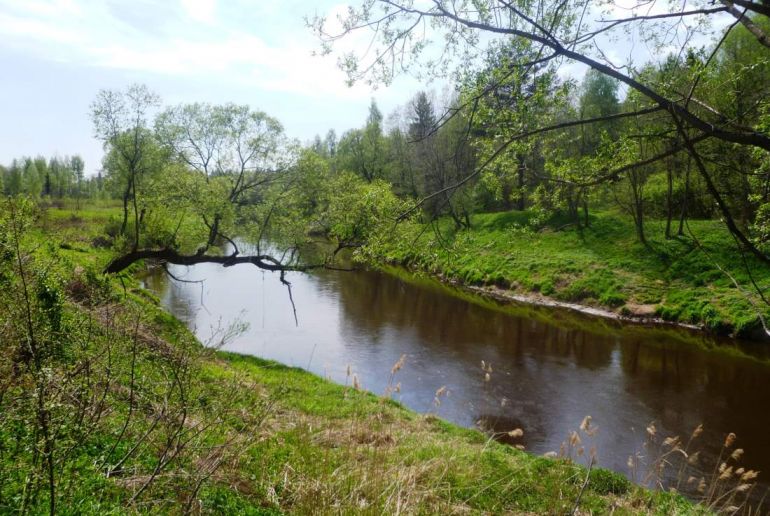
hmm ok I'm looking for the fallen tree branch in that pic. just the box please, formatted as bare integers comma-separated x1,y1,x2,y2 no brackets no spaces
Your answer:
103,248,325,275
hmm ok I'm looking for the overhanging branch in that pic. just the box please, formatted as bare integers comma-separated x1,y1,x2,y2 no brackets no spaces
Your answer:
721,0,770,48
104,248,325,275
397,105,668,218
385,1,770,151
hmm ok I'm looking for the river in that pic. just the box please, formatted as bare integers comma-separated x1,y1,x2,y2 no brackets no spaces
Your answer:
142,260,770,498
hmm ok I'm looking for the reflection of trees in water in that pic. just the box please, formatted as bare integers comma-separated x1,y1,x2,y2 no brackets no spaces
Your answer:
618,337,770,486
327,269,616,369
328,269,770,483
141,270,168,298
143,268,198,328
619,337,770,399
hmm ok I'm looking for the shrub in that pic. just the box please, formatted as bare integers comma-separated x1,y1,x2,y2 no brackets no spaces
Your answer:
588,467,630,495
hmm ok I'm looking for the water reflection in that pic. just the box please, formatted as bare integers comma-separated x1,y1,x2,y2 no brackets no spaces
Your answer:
143,263,770,495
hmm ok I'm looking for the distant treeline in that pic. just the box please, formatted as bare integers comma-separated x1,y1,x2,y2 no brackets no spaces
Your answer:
0,155,106,199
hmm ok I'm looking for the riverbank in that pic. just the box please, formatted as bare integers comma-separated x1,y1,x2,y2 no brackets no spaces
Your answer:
0,202,708,513
375,210,770,340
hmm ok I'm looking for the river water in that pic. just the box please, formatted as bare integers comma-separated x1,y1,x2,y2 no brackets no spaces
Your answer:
142,260,770,497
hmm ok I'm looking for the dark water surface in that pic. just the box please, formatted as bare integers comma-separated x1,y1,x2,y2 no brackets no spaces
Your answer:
143,261,770,494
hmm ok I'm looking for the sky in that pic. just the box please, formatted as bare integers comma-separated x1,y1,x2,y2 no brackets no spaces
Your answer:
0,0,423,175
0,1,731,176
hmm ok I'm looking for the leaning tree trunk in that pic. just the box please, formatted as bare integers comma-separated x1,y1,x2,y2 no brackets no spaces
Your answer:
672,111,770,266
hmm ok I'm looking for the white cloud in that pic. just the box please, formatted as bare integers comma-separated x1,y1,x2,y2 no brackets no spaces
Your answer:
180,0,217,23
0,0,387,101
0,11,81,45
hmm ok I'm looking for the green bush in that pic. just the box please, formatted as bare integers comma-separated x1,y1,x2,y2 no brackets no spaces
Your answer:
588,467,631,495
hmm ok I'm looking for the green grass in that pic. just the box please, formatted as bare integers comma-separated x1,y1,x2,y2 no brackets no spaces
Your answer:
377,210,770,338
203,352,701,515
0,201,705,513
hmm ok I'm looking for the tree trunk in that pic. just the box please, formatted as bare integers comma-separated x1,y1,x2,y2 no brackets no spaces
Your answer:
677,157,691,236
516,154,526,211
444,192,465,229
132,182,140,252
630,171,647,245
665,165,673,239
120,176,133,237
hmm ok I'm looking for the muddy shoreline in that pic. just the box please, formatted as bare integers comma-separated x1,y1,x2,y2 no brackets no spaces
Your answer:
462,282,702,330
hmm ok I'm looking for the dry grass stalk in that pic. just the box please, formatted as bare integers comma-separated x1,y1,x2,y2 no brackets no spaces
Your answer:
628,422,765,514
384,354,407,399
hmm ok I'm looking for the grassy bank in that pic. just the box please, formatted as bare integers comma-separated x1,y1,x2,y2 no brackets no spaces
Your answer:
0,201,708,513
375,210,770,339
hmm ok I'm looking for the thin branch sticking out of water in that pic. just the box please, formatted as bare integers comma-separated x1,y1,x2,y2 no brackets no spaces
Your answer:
280,270,298,327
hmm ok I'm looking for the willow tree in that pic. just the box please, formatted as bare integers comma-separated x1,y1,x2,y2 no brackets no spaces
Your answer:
95,94,309,275
311,0,770,264
91,84,161,245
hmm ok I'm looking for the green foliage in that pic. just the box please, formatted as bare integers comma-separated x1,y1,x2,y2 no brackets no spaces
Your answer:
324,173,412,247
752,202,770,244
334,99,387,183
36,269,64,334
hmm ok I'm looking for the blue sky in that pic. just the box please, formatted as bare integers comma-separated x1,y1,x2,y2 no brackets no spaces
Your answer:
0,0,421,175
